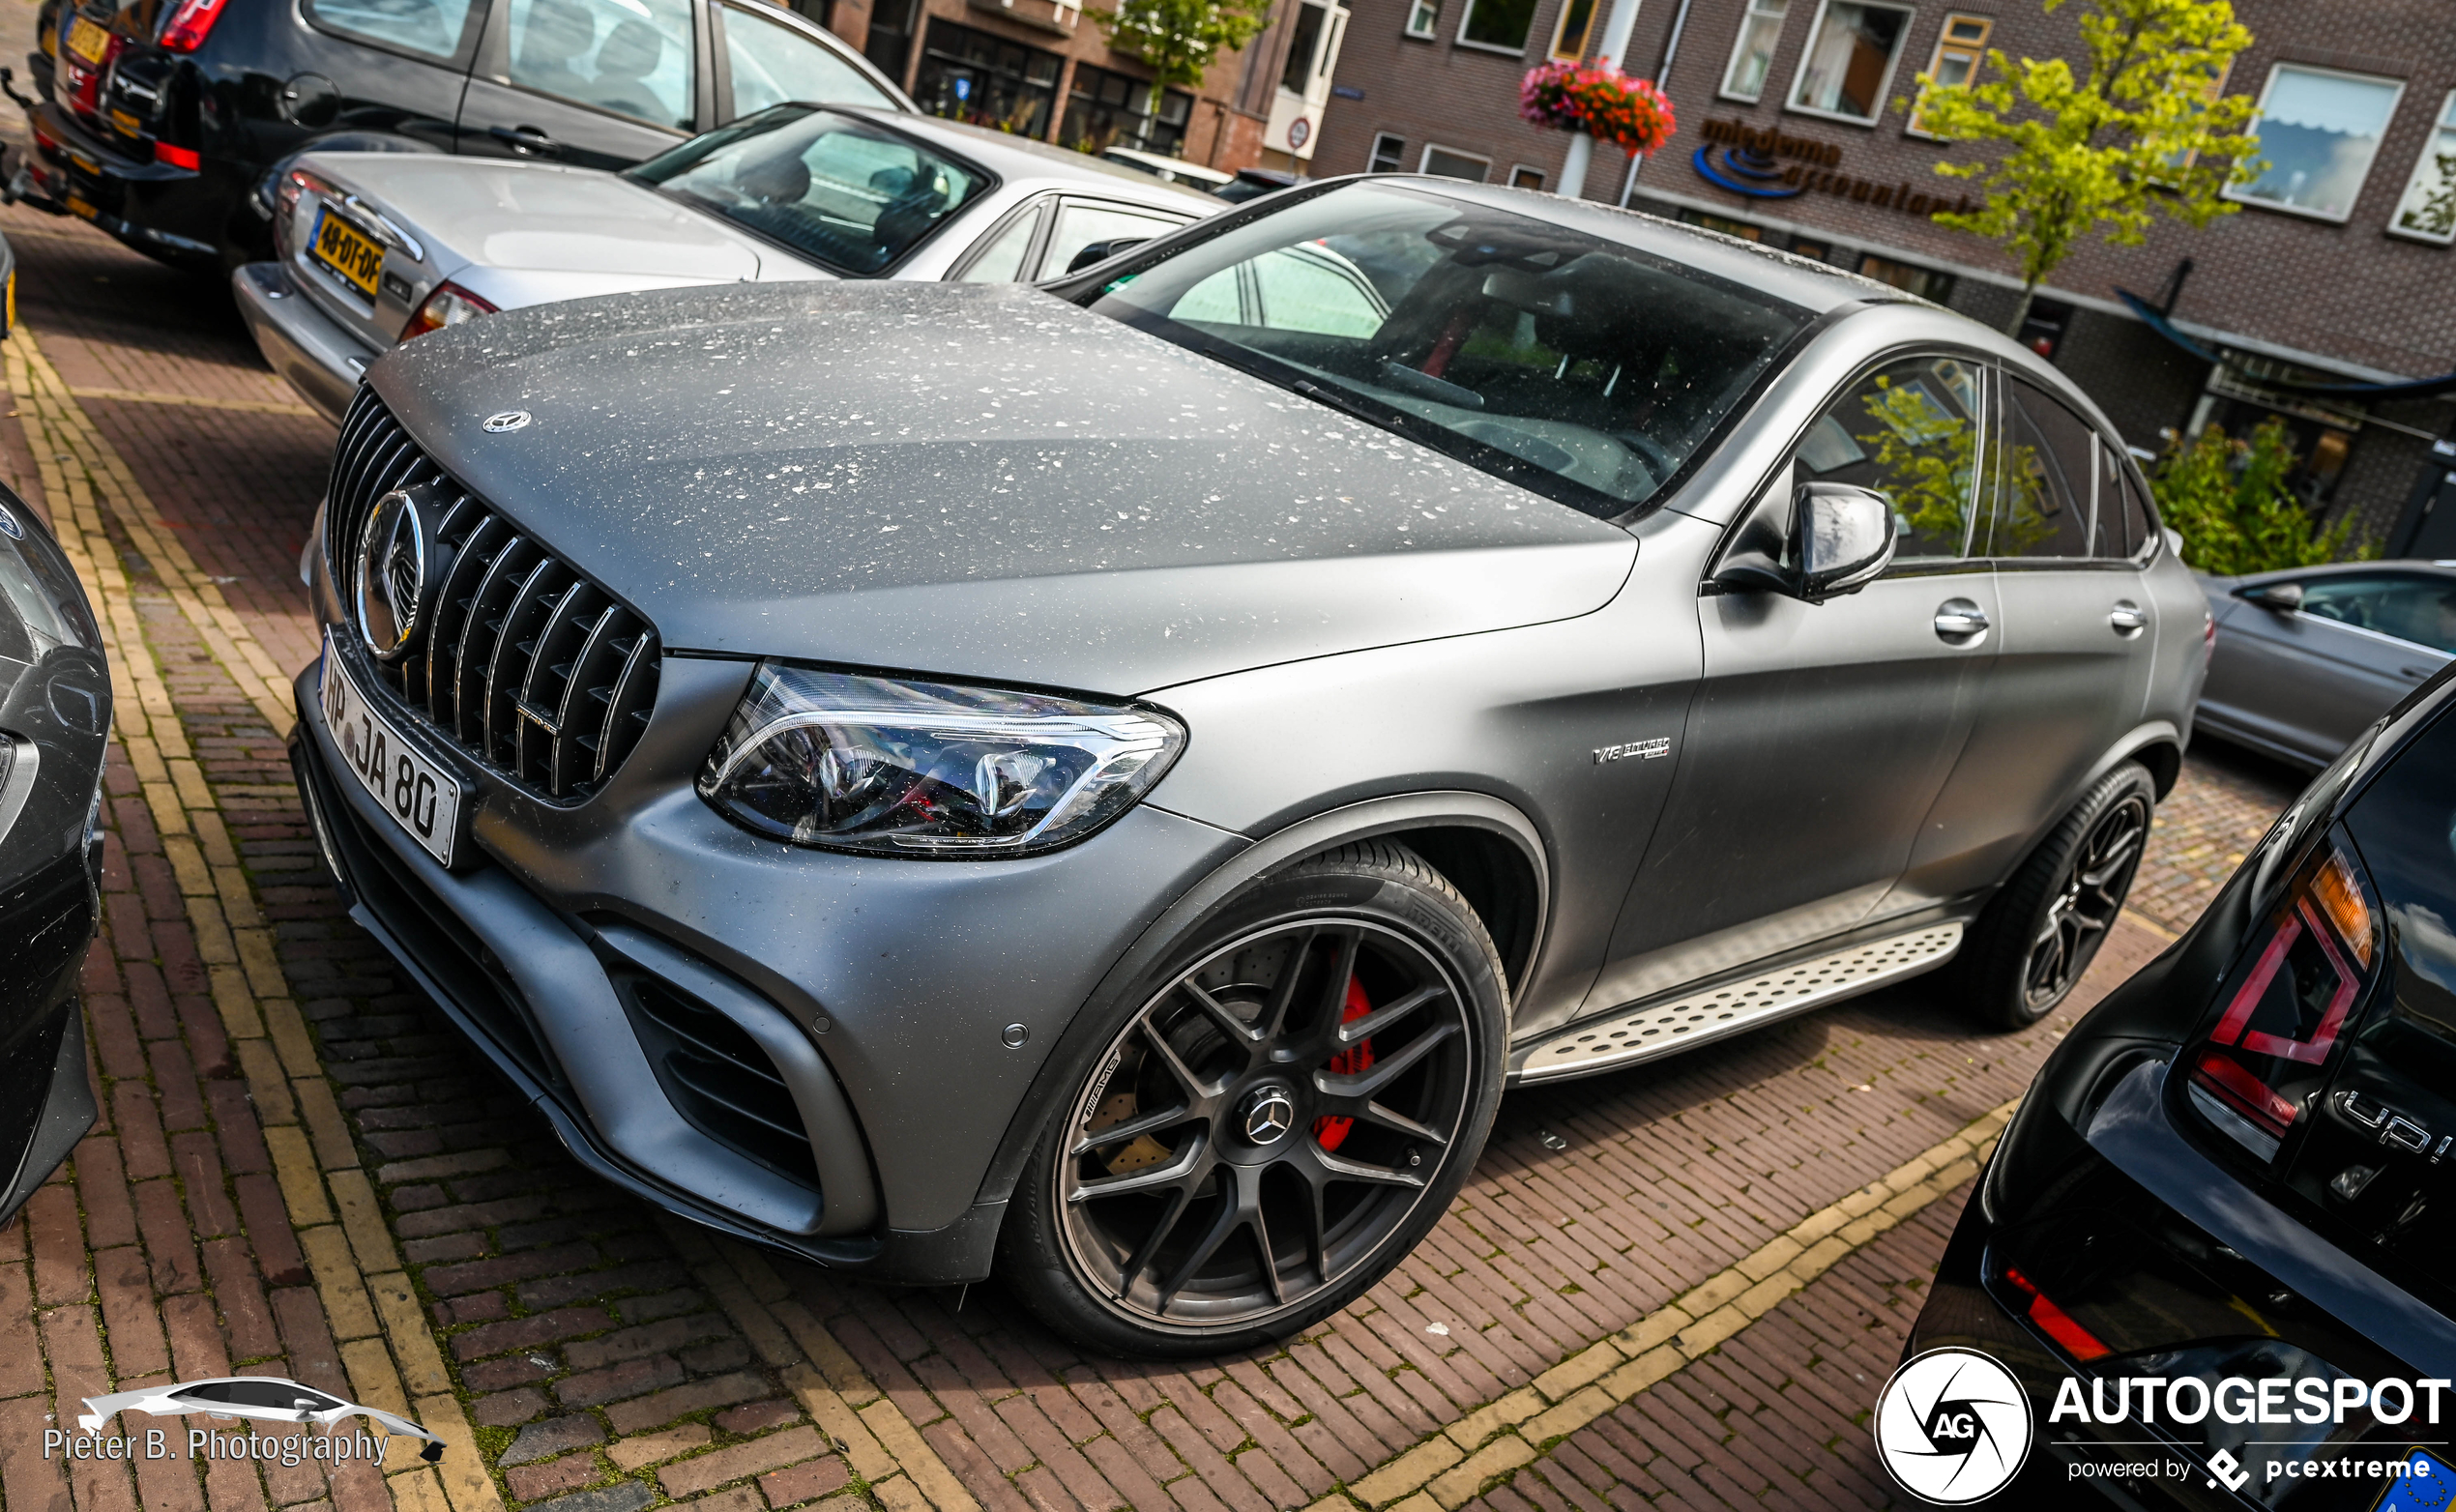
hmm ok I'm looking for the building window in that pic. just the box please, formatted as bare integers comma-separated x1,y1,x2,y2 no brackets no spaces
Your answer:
1680,209,1763,240
911,18,1063,138
2227,62,2405,222
1788,0,1913,124
1508,163,1546,189
1719,0,1787,102
1281,2,1329,91
1420,143,1492,180
1062,62,1191,153
864,0,922,83
1547,0,1595,61
1904,13,1987,137
1405,0,1439,38
1857,252,1951,302
2391,89,2456,244
1368,131,1408,171
1455,0,1536,54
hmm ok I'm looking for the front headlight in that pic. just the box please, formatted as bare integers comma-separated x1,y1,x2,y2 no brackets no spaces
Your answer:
697,663,1185,858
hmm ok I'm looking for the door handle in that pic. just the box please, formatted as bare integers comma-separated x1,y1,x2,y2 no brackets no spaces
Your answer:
1934,598,1989,644
2109,600,2148,635
488,124,560,156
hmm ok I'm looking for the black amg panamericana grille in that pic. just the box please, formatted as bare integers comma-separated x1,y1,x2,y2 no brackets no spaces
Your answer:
327,390,658,800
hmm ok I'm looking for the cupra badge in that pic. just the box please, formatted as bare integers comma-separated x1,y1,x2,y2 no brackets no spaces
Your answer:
482,410,532,433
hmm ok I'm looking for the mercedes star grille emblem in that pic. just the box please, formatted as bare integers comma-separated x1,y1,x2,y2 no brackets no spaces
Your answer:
482,410,532,433
1240,1085,1297,1146
355,488,428,663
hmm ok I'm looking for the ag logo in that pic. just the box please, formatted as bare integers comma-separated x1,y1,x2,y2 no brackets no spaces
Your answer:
1873,1348,2032,1503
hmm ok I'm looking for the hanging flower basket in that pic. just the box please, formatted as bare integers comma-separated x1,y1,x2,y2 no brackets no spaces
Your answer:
1519,63,1676,156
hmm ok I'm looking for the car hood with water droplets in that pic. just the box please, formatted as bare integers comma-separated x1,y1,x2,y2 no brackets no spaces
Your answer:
371,279,1638,696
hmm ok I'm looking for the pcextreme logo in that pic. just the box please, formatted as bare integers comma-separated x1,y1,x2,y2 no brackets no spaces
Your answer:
1874,1348,2034,1504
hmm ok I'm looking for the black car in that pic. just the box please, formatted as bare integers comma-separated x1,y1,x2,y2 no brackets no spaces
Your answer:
0,484,112,1228
1910,665,2456,1506
11,0,906,271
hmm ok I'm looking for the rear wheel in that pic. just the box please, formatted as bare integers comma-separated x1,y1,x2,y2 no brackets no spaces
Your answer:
1000,841,1507,1357
1955,762,2155,1030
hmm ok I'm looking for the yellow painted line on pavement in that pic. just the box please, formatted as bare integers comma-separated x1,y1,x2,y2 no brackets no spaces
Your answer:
71,384,322,418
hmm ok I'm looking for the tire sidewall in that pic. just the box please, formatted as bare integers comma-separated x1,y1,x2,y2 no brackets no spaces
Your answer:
1000,847,1508,1357
1965,762,2157,1031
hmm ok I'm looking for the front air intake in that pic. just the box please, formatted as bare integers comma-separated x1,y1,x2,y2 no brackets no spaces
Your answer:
325,389,658,801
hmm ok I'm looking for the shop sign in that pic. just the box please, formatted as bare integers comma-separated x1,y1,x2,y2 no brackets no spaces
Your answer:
1694,116,1978,218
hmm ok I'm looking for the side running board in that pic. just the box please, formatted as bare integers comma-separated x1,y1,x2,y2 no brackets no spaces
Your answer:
1511,923,1964,1083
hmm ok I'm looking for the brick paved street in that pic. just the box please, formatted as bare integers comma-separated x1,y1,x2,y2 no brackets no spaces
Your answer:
0,169,2302,1512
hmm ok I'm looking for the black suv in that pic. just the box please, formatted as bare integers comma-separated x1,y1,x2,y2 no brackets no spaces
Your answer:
13,0,908,271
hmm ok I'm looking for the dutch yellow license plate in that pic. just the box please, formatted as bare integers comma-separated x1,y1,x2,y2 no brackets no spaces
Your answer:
65,194,95,220
65,15,110,63
108,106,141,137
311,206,385,298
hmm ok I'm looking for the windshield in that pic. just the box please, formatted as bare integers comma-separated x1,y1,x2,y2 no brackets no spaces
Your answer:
1081,182,1815,516
629,108,990,276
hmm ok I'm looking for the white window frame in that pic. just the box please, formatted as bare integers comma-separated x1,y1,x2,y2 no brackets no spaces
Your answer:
2388,87,2456,245
1785,0,1915,128
1404,0,1439,38
1718,0,1789,103
1419,142,1493,181
1367,131,1408,172
1545,0,1594,62
1451,0,1534,56
2223,61,2407,224
1904,12,1989,139
1507,162,1547,189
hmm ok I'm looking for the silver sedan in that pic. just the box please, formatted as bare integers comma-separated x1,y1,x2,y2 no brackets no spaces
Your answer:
235,107,1220,423
2197,560,2456,766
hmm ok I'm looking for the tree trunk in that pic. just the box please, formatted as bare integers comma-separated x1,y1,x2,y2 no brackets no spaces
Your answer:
1145,78,1168,148
2003,280,2037,340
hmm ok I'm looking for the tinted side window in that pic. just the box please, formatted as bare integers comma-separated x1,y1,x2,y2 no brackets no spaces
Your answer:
1792,354,1986,561
1993,377,2094,560
723,4,897,114
1039,201,1189,280
2112,457,2155,558
506,0,695,129
2298,575,2456,654
307,0,481,61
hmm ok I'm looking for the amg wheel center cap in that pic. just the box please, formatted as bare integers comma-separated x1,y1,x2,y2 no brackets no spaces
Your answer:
1239,1085,1298,1146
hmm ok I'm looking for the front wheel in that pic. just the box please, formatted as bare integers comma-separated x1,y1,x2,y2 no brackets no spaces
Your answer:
1955,761,2156,1031
1000,841,1508,1357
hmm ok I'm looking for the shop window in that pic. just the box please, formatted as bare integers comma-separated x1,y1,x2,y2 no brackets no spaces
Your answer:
911,18,1062,138
2228,63,2404,222
2015,296,2071,362
1857,253,1951,302
1905,13,1987,137
1508,164,1545,189
2391,89,2456,244
1405,0,1439,38
1455,0,1536,54
1682,209,1763,240
1368,131,1408,171
1789,236,1829,260
864,0,921,81
1547,0,1595,61
1788,0,1912,125
1719,0,1787,102
1420,144,1491,180
1062,61,1190,154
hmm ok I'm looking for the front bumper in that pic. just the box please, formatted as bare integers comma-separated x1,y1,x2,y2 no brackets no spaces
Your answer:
289,646,1244,1281
19,101,219,261
234,261,374,425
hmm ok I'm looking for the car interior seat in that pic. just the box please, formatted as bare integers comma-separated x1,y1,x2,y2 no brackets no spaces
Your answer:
517,0,598,96
592,16,673,125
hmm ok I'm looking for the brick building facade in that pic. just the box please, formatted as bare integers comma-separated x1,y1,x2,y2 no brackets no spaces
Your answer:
798,0,1352,175
1313,0,2456,550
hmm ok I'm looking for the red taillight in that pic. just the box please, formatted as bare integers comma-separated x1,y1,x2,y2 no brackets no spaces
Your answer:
158,0,228,52
154,141,199,169
2184,839,2380,1159
399,281,499,340
2003,1266,2112,1362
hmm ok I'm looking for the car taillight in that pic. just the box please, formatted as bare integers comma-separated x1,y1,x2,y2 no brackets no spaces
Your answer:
399,281,498,340
155,141,199,169
158,0,227,52
2184,837,2380,1161
2001,1265,2112,1362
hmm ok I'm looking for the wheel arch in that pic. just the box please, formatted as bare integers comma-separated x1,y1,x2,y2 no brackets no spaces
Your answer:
970,791,1551,1211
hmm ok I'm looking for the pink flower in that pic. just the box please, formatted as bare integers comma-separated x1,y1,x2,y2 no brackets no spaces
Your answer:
1519,62,1675,155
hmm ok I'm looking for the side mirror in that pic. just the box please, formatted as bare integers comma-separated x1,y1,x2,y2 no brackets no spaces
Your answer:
1713,480,1898,603
2240,580,2304,612
1065,237,1149,275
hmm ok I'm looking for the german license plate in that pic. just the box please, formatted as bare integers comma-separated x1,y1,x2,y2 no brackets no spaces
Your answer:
64,15,110,63
320,635,463,866
310,205,385,298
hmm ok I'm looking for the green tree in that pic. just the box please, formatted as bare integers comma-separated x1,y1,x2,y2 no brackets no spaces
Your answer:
1908,0,2263,335
1096,0,1272,140
2150,419,2374,575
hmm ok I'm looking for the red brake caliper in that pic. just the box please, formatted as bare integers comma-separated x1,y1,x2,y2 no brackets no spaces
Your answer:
1315,974,1375,1150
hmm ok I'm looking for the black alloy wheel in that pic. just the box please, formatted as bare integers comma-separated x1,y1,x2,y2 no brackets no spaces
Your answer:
1957,761,2158,1030
1002,842,1507,1356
